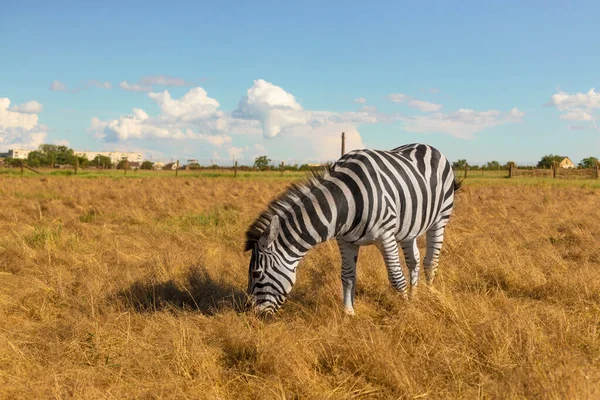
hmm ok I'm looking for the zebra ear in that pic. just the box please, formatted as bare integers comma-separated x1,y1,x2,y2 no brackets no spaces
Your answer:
259,215,280,249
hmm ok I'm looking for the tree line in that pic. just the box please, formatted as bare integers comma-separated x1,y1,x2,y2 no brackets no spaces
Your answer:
452,155,599,170
2,144,155,170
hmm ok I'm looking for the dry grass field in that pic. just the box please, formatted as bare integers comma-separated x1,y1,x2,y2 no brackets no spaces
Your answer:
1,173,600,399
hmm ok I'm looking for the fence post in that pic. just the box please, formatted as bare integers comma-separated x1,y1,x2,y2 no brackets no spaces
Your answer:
175,160,179,177
20,159,24,176
234,161,238,178
596,162,599,179
124,160,128,175
481,167,484,177
75,158,79,175
464,163,468,179
552,161,557,179
280,161,284,177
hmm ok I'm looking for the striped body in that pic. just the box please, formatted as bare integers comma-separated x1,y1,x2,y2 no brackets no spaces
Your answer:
245,143,459,315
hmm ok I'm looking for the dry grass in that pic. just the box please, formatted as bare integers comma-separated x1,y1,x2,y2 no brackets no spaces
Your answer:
1,175,599,399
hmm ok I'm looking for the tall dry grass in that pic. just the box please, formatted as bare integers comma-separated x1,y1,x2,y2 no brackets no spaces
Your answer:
0,175,599,399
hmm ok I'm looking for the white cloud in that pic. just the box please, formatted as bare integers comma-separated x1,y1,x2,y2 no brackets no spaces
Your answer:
387,93,411,103
140,75,190,87
88,80,112,89
148,88,220,121
548,88,600,111
547,87,600,124
560,110,593,121
233,79,309,138
88,79,525,162
401,108,525,139
120,81,152,92
9,100,43,114
353,97,367,104
408,100,443,112
120,75,191,92
227,146,245,160
0,97,47,150
284,123,365,161
89,87,234,147
49,80,67,91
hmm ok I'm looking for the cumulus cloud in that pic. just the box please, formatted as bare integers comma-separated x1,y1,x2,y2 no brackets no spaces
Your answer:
547,87,600,125
353,97,367,104
560,110,593,121
408,100,443,112
9,100,43,114
400,108,525,139
50,80,67,91
89,87,237,153
148,88,220,121
548,87,600,111
233,79,310,138
0,97,47,149
89,79,525,162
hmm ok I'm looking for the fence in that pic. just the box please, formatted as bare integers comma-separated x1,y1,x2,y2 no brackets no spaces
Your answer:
453,162,599,180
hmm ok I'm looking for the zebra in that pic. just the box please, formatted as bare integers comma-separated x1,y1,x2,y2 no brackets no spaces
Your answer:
244,143,461,316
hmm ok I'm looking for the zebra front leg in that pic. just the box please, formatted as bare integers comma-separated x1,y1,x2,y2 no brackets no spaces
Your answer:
424,221,447,285
337,239,359,316
400,239,420,294
376,236,408,298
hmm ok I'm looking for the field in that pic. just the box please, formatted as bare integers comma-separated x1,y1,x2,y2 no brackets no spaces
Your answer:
1,172,599,399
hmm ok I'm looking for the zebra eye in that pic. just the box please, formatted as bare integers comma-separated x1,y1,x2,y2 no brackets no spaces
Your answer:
251,270,261,279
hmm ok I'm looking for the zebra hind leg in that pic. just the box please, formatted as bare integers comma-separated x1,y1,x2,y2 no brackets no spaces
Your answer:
336,239,359,316
424,221,448,285
399,238,421,294
376,236,408,299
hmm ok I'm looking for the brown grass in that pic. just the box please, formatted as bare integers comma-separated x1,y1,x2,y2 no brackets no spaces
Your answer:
0,175,599,399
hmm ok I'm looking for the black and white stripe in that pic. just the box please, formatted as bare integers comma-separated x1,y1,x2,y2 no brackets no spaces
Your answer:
245,143,460,315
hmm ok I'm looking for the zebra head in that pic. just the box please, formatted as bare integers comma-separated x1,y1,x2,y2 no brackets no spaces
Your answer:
246,215,297,317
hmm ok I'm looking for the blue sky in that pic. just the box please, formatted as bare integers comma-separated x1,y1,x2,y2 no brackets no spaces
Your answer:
1,0,599,165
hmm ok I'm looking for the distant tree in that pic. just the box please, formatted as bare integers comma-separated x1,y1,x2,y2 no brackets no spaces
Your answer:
578,157,598,169
537,154,564,169
91,155,113,169
141,161,154,170
6,157,22,167
486,160,501,170
253,155,271,171
76,155,90,169
116,159,128,169
452,159,467,169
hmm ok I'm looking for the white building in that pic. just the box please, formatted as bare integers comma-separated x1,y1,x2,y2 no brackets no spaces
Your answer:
5,149,33,159
74,151,143,164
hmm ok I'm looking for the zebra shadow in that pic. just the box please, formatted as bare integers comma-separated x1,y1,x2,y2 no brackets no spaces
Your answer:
116,265,247,315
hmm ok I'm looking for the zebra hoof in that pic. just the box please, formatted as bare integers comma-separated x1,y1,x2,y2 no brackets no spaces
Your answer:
344,308,356,317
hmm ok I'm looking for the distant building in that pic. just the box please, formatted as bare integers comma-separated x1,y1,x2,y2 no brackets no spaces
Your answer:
4,149,32,159
153,162,165,170
559,157,575,169
74,151,143,165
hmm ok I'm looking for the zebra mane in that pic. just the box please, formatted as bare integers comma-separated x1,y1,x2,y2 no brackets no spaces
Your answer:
244,167,332,251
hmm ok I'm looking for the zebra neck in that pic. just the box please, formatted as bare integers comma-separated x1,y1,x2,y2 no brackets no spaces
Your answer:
278,198,340,259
